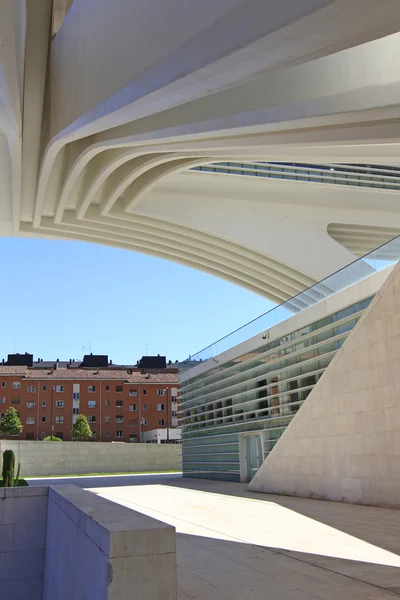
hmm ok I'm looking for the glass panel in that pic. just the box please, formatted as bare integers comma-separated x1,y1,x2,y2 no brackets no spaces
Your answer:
182,234,400,364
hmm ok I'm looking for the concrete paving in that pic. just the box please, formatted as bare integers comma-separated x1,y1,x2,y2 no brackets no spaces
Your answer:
30,474,400,598
91,477,400,600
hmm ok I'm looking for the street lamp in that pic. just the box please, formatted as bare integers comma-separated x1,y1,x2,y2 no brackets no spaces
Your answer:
50,386,55,441
163,387,170,443
140,417,146,443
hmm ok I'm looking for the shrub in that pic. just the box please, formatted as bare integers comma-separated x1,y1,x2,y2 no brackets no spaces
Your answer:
43,436,62,442
2,449,21,487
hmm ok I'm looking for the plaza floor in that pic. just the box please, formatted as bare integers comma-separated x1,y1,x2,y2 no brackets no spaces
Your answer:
78,475,400,600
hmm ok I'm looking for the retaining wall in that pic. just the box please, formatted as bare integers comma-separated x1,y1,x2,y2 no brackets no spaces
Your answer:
0,485,177,600
0,440,181,477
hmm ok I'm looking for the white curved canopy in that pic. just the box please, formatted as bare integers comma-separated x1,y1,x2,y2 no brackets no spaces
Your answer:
2,0,400,301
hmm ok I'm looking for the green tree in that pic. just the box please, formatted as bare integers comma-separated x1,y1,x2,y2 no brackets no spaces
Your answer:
0,407,23,438
72,414,93,441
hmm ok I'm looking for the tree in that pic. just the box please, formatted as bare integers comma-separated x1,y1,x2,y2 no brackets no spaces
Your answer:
72,414,93,441
0,407,23,438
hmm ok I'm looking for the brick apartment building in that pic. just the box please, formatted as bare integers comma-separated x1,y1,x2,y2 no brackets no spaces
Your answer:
0,353,180,443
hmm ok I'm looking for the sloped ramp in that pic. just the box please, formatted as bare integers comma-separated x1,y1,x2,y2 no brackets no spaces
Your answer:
249,262,400,507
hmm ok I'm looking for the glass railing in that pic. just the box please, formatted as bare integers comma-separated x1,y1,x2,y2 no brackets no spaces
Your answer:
191,162,400,190
182,234,400,365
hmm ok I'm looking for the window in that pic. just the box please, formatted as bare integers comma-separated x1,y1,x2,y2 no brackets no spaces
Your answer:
1,381,5,388
73,392,80,400
129,404,137,412
26,432,34,440
129,419,137,427
88,385,96,393
129,435,138,442
129,389,137,397
172,411,178,417
12,382,20,389
92,431,96,439
141,418,147,426
116,416,123,423
105,400,110,407
40,432,45,439
42,385,47,391
157,404,165,411
116,400,123,408
105,431,110,438
157,389,165,396
88,401,96,408
158,419,165,426
143,404,147,411
26,417,35,425
72,408,79,415
42,401,46,408
88,416,96,423
55,416,64,424
56,400,64,408
105,416,110,422
115,431,123,439
27,401,35,409
105,385,110,392
0,397,5,404
142,389,147,395
12,397,20,405
56,385,64,393
41,417,46,423
116,385,123,393
27,385,36,393
55,432,63,439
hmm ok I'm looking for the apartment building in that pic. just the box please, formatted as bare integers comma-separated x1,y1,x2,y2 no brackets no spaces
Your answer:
0,354,180,443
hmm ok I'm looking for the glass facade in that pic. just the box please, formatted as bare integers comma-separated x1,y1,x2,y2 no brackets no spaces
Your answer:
180,296,373,482
192,162,400,191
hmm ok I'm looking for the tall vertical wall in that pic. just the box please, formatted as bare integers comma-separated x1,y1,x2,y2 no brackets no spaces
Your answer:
249,262,400,507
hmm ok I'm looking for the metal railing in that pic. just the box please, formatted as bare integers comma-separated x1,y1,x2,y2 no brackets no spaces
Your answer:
182,234,400,365
191,162,400,191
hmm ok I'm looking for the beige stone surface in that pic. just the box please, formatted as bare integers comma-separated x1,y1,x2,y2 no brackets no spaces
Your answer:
249,261,400,506
91,478,400,600
43,485,177,600
0,440,181,476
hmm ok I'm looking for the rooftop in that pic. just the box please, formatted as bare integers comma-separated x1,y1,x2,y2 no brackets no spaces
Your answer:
0,366,178,383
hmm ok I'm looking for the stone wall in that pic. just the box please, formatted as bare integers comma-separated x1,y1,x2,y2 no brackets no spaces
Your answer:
249,262,400,507
0,485,177,600
43,485,177,600
0,486,48,600
0,440,181,476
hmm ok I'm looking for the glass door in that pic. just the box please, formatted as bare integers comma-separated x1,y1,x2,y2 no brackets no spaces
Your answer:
245,434,263,482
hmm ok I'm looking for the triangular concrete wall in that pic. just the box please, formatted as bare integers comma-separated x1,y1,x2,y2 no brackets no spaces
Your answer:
249,263,400,507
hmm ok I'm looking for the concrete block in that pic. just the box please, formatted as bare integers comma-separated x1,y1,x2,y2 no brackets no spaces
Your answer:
109,553,177,600
0,576,43,600
0,525,14,552
0,549,44,580
13,522,47,552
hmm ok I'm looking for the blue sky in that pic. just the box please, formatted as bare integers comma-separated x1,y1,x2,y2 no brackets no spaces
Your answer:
0,238,273,365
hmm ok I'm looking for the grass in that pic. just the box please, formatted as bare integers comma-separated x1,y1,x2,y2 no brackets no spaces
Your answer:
0,479,28,487
25,470,181,479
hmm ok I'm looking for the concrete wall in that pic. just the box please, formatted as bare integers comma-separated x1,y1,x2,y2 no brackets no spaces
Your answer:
43,485,177,600
0,486,48,600
249,261,400,507
0,441,181,476
0,485,177,600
